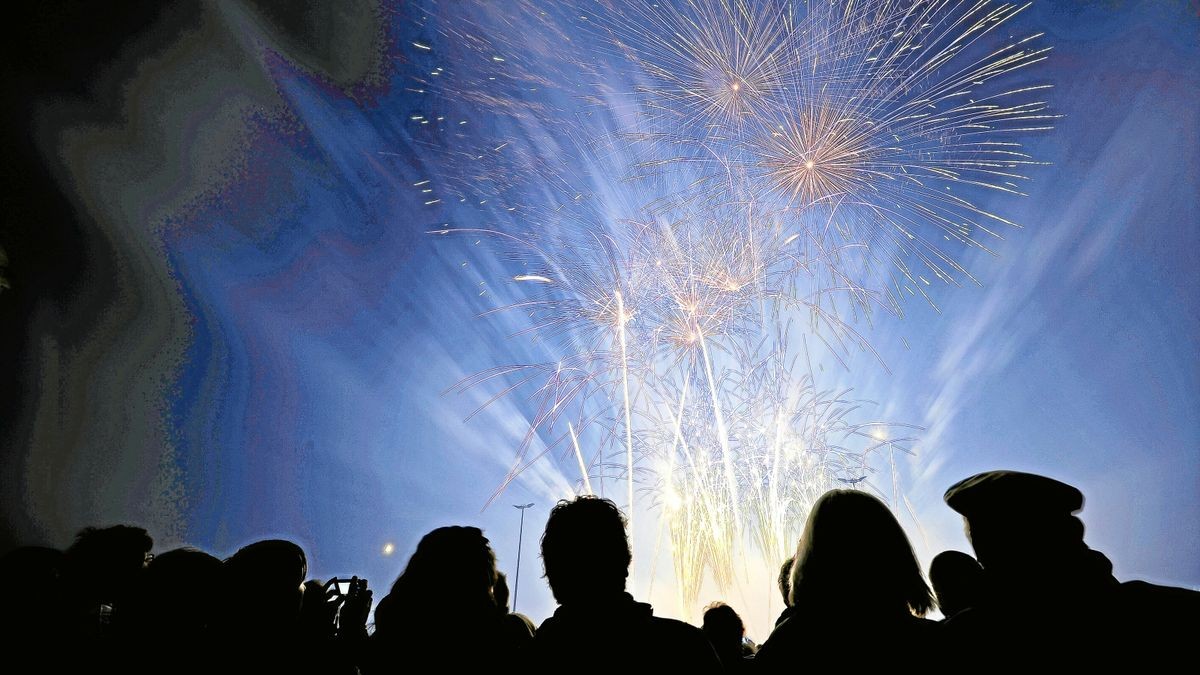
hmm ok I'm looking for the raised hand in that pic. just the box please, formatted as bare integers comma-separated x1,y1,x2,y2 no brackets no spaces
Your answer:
338,576,372,638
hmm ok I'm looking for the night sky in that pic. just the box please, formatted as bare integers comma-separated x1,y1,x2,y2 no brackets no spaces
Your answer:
1,0,1196,636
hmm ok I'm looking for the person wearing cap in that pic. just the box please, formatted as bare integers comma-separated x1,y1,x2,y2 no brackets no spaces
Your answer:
942,470,1198,664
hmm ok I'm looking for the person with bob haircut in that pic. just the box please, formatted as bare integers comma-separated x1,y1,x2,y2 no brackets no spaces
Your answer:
753,489,939,669
367,526,530,673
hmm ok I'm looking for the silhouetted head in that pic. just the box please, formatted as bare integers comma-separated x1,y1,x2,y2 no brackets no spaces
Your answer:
777,556,794,606
790,490,933,617
223,539,307,629
494,571,510,612
929,550,984,618
702,601,746,650
944,470,1091,581
132,547,222,635
371,591,399,634
386,526,498,622
61,525,153,607
541,496,630,606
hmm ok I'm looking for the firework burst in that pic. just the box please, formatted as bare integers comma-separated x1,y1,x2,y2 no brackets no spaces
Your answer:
409,0,1053,617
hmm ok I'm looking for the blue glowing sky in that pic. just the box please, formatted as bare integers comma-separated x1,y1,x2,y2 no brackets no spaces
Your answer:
11,0,1195,636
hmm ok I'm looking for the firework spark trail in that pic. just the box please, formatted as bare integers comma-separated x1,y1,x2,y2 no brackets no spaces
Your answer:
568,421,593,494
408,0,1052,618
615,289,637,544
696,321,742,529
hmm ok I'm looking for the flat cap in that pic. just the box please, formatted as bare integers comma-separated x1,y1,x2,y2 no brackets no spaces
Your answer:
944,470,1084,518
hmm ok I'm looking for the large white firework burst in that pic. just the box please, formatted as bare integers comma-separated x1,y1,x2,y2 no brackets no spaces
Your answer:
411,0,1053,616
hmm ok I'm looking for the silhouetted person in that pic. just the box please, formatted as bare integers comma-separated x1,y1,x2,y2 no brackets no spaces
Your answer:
774,555,794,627
929,550,984,621
366,526,528,673
942,470,1200,666
296,576,368,674
753,490,938,670
217,539,309,673
777,557,793,606
702,602,754,672
532,496,721,674
126,547,222,674
57,524,153,666
494,570,536,639
0,545,62,649
494,570,510,609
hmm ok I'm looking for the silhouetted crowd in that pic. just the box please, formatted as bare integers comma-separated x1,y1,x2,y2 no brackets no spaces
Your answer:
2,470,1196,673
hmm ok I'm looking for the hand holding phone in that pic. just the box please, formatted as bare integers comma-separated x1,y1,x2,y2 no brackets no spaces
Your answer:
338,576,372,636
322,577,351,605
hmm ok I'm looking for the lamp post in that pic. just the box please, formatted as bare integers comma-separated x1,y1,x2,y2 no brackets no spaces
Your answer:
512,502,534,612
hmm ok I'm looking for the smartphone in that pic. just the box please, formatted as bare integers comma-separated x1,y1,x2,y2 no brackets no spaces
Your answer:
324,577,353,597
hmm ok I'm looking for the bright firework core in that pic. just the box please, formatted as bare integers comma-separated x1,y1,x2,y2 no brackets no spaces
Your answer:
428,0,1053,623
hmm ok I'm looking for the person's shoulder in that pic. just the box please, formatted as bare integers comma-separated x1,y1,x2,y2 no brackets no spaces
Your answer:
1119,580,1200,616
648,615,722,669
533,614,561,640
646,615,715,652
944,604,987,621
762,610,802,640
502,612,536,640
1121,579,1200,599
648,614,707,640
903,615,944,644
908,616,942,630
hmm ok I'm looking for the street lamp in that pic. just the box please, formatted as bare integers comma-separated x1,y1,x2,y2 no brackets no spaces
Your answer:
512,502,535,613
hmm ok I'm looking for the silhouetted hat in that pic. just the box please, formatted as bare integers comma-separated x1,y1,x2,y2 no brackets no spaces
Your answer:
944,470,1084,520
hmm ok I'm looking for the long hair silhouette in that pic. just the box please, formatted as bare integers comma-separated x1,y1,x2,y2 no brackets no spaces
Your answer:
790,489,934,616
